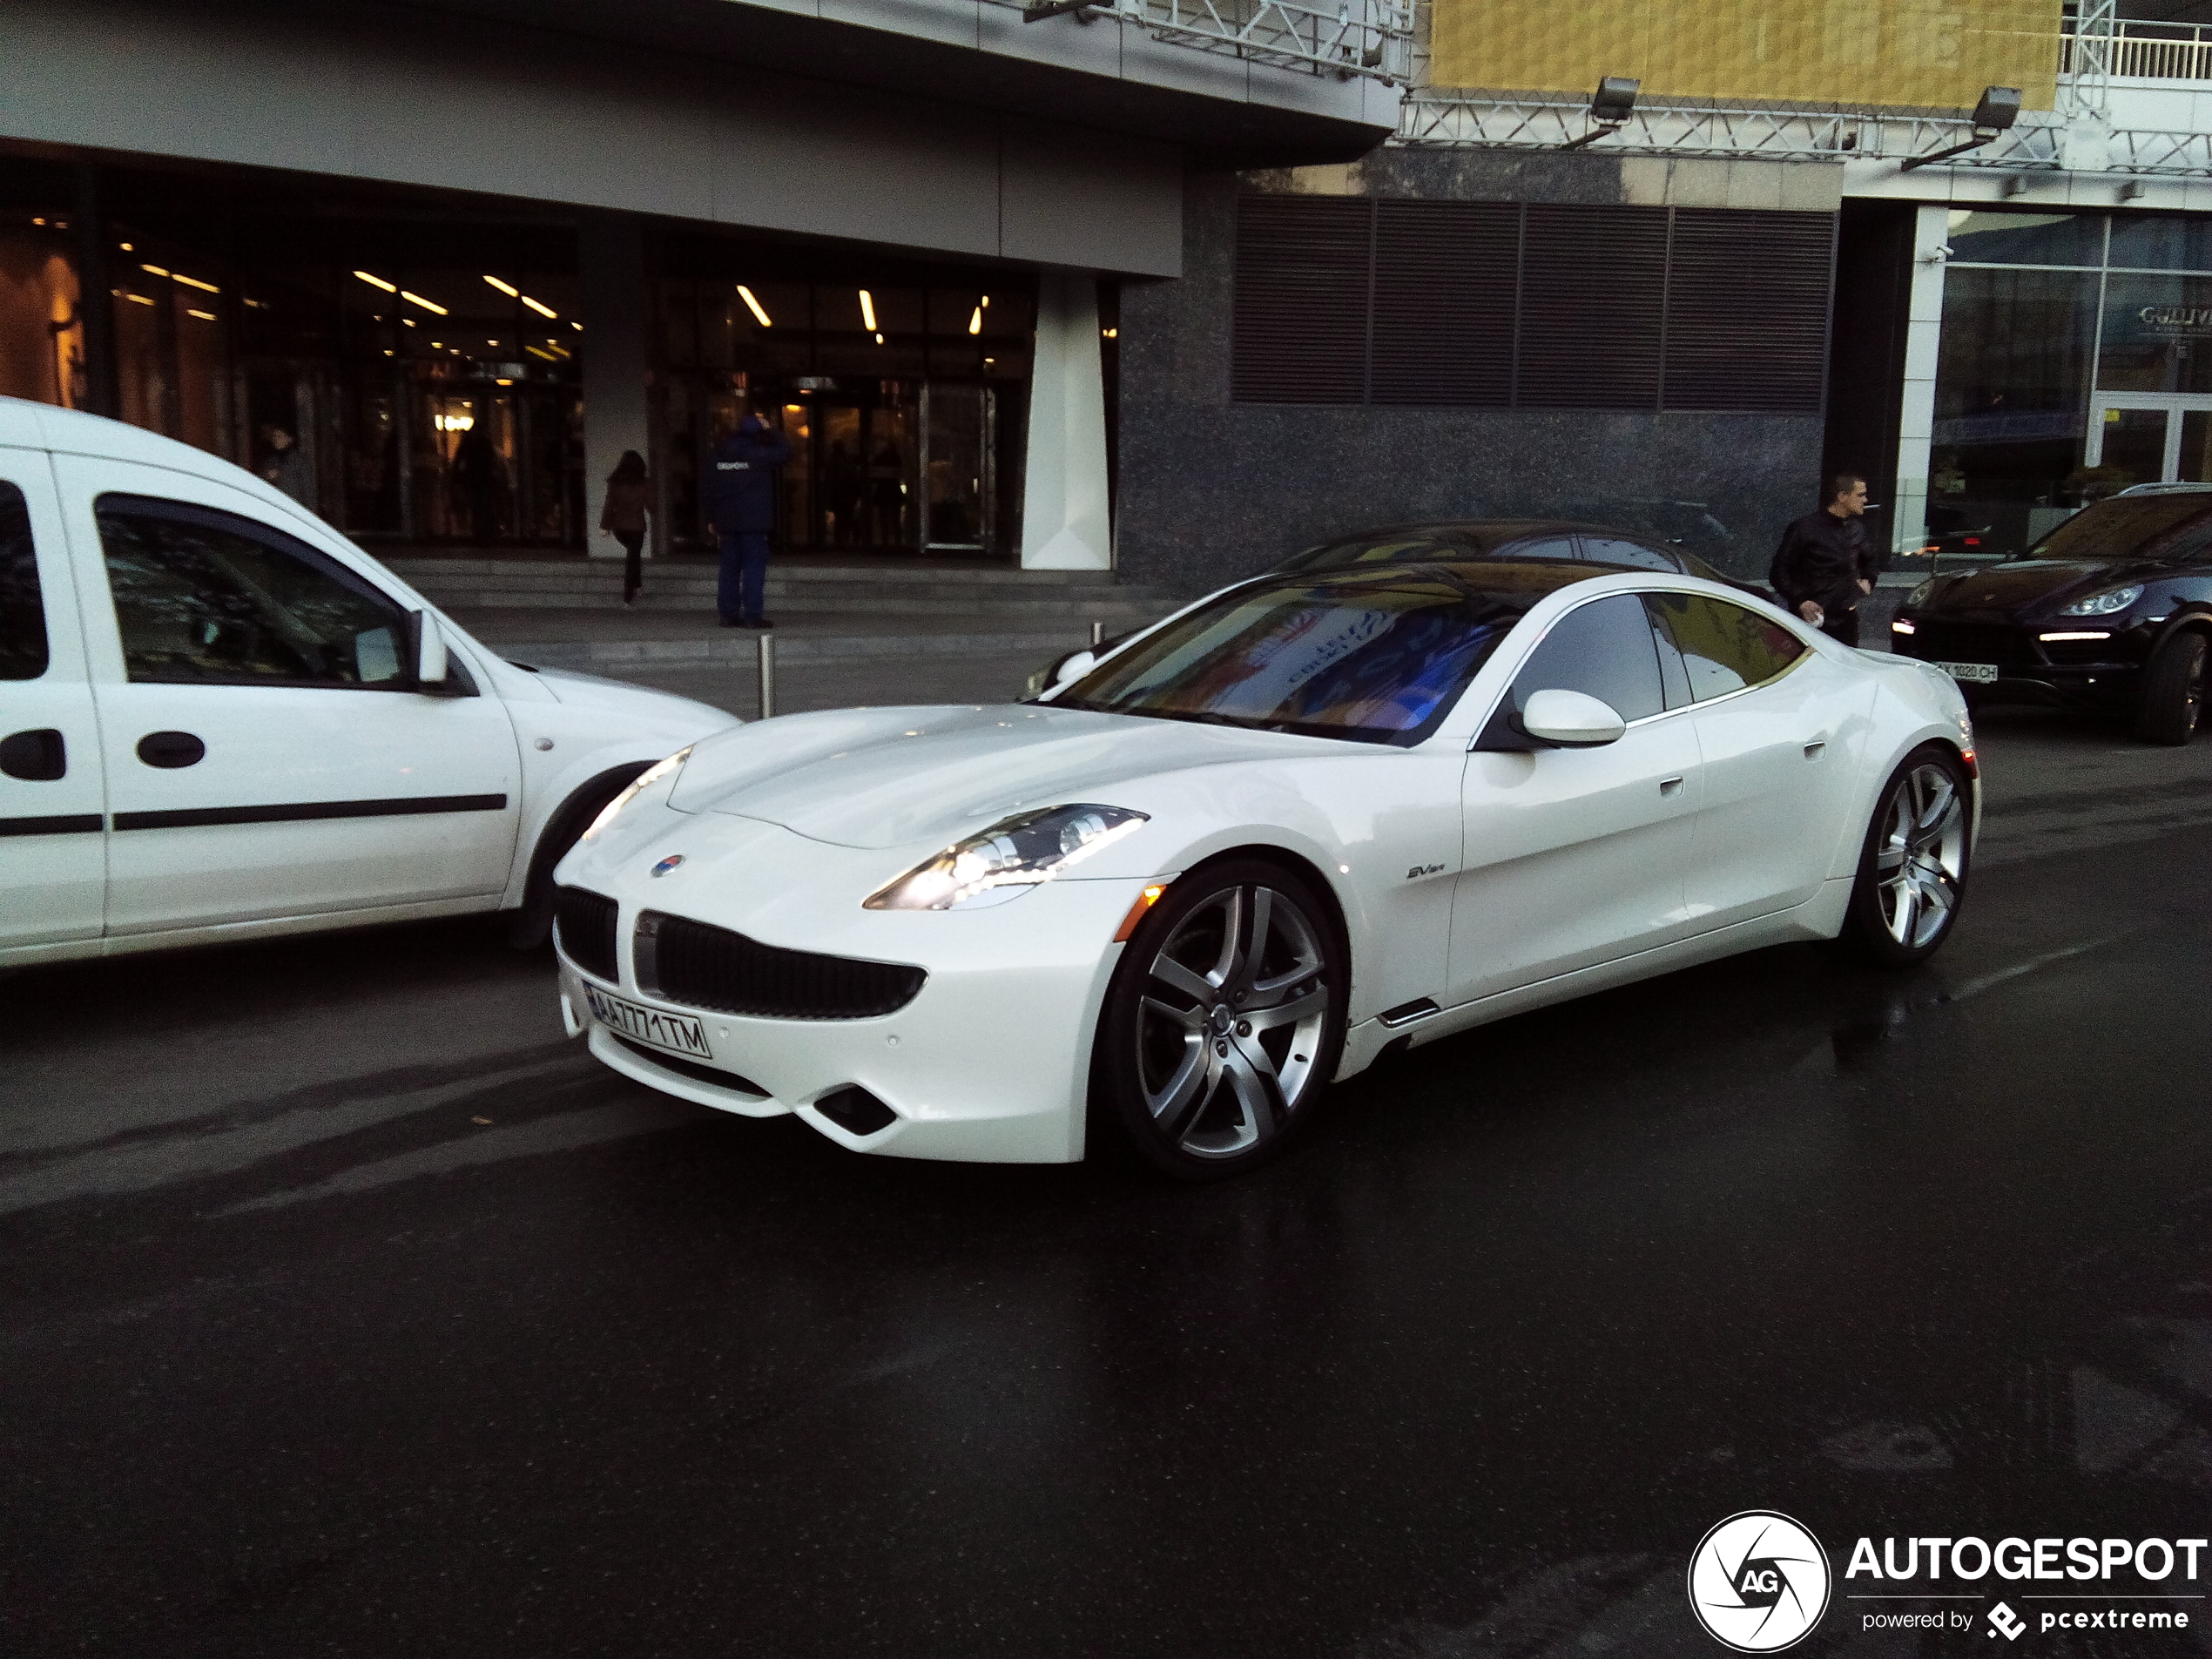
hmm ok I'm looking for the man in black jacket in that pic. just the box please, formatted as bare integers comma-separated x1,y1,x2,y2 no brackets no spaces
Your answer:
700,413,792,629
1770,473,1879,646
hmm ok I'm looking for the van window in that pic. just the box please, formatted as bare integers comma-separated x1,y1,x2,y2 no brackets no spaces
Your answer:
0,482,47,681
96,496,409,688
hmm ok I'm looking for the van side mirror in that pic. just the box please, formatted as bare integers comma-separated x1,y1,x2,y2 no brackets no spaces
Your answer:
411,610,451,691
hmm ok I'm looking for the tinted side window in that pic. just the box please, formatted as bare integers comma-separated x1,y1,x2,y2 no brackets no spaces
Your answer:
1501,536,1582,563
1645,593,1805,700
96,497,408,688
1509,594,1665,723
0,482,47,681
1577,535,1681,573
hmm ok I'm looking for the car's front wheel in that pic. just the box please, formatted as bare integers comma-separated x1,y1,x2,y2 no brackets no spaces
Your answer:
1093,860,1345,1180
1838,745,1973,967
2134,629,2205,746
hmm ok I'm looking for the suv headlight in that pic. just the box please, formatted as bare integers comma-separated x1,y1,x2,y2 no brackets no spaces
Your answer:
1906,579,1937,607
581,745,692,842
2059,583,2143,617
865,804,1148,911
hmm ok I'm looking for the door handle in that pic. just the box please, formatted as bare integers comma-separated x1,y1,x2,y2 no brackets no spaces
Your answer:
1803,740,1827,759
0,728,66,781
137,731,206,769
1659,775,1684,796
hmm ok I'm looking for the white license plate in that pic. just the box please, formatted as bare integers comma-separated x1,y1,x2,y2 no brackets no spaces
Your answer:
583,984,711,1060
1932,660,2000,685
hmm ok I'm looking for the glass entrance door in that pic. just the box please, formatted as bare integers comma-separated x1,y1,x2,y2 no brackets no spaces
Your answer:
921,383,994,553
2088,395,2212,488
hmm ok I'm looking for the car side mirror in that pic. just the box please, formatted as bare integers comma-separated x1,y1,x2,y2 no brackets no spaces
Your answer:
1520,688,1627,747
411,610,451,692
1049,648,1096,691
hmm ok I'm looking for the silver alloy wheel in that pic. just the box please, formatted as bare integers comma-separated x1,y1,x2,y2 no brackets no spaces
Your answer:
1875,762,1968,949
1136,884,1331,1159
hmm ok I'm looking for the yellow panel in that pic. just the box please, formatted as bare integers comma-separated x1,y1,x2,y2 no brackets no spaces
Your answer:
1430,0,2060,112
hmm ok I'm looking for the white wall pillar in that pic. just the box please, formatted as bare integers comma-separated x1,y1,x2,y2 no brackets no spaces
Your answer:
1892,203,1951,556
580,212,650,561
1020,272,1111,570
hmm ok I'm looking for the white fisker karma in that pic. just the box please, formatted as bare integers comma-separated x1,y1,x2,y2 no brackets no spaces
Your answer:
552,561,1979,1178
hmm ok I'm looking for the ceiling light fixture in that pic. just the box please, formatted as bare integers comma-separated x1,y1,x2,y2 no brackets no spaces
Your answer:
354,270,397,293
738,285,772,327
187,308,217,321
172,273,219,294
859,289,878,332
483,274,519,297
402,290,449,316
139,263,170,278
968,306,983,334
521,294,556,320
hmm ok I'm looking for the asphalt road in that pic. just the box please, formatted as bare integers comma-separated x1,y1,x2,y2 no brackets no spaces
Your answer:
3,704,2210,1657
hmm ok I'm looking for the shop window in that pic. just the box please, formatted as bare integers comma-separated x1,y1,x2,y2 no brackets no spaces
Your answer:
1930,266,2096,524
2096,273,2212,394
0,229,84,408
1946,211,2103,267
2107,215,2212,273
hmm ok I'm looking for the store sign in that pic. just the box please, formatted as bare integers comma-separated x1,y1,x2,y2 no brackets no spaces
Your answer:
2136,305,2212,336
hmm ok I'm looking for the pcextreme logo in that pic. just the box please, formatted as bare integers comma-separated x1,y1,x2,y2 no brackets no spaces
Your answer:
1688,1511,1832,1652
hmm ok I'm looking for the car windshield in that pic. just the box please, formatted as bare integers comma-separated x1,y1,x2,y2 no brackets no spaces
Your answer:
1053,565,1573,745
2025,493,2212,563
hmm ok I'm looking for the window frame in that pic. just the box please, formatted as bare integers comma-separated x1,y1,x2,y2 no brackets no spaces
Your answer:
94,493,421,693
1642,590,1811,707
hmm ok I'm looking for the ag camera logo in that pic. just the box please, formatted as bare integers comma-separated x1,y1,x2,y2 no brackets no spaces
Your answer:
1689,1511,1832,1651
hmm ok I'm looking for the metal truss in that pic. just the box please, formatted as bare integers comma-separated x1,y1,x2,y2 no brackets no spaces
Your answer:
1395,93,2212,177
1006,0,1415,83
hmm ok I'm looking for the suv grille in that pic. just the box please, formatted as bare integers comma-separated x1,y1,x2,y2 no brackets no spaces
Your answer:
553,887,621,982
1908,621,2038,670
638,911,925,1021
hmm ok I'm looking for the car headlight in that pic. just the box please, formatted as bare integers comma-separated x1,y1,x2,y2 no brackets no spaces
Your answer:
1906,579,1937,607
2059,583,2143,617
864,804,1148,911
581,745,692,842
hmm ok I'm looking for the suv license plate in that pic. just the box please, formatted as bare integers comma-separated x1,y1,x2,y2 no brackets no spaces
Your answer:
583,984,711,1060
1932,660,1999,685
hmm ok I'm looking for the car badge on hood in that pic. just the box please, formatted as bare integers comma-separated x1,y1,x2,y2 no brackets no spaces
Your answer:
651,853,685,877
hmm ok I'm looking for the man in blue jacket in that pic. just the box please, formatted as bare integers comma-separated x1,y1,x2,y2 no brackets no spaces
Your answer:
700,413,792,628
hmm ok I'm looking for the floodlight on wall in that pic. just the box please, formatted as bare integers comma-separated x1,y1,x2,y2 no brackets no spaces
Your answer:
1900,85,2021,172
1561,78,1639,149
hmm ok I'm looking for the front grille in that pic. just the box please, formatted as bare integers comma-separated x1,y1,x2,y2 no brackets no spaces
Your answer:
638,910,925,1021
1907,621,2039,670
553,887,620,982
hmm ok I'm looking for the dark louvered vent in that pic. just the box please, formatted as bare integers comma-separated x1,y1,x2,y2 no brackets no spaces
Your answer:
1231,194,1372,404
1371,199,1518,407
553,887,620,982
1663,209,1833,413
639,912,926,1022
1515,203,1669,409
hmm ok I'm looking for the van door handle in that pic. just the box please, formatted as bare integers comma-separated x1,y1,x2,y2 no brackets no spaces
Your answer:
1659,775,1684,796
137,731,206,769
0,728,66,781
1803,740,1826,759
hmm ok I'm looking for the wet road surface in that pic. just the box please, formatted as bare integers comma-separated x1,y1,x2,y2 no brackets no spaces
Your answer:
2,705,2209,1656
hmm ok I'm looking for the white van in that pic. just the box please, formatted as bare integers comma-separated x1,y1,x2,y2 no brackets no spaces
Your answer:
0,398,736,968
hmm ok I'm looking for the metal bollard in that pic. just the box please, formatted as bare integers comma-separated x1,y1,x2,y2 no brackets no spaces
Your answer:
756,632,775,719
1089,620,1105,647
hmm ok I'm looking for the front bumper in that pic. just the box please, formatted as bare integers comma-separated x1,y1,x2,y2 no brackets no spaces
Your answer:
553,815,1150,1163
1892,615,2146,707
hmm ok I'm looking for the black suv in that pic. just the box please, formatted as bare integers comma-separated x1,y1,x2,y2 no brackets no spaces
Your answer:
1890,489,2212,744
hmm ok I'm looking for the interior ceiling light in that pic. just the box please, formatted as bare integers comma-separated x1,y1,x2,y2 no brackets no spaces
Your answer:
402,317,415,327
172,273,219,293
139,263,170,277
874,333,885,344
968,306,983,335
124,293,155,306
526,345,558,361
515,294,550,320
738,285,772,327
570,320,583,332
117,240,132,251
401,290,448,316
354,270,397,293
981,294,990,307
187,308,217,321
859,288,878,332
483,274,519,297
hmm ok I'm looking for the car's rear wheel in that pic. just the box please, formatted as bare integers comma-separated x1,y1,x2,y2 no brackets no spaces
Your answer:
1838,745,1972,967
2134,629,2206,746
1093,860,1345,1180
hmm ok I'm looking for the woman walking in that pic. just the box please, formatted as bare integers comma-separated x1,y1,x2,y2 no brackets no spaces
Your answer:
598,450,651,604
